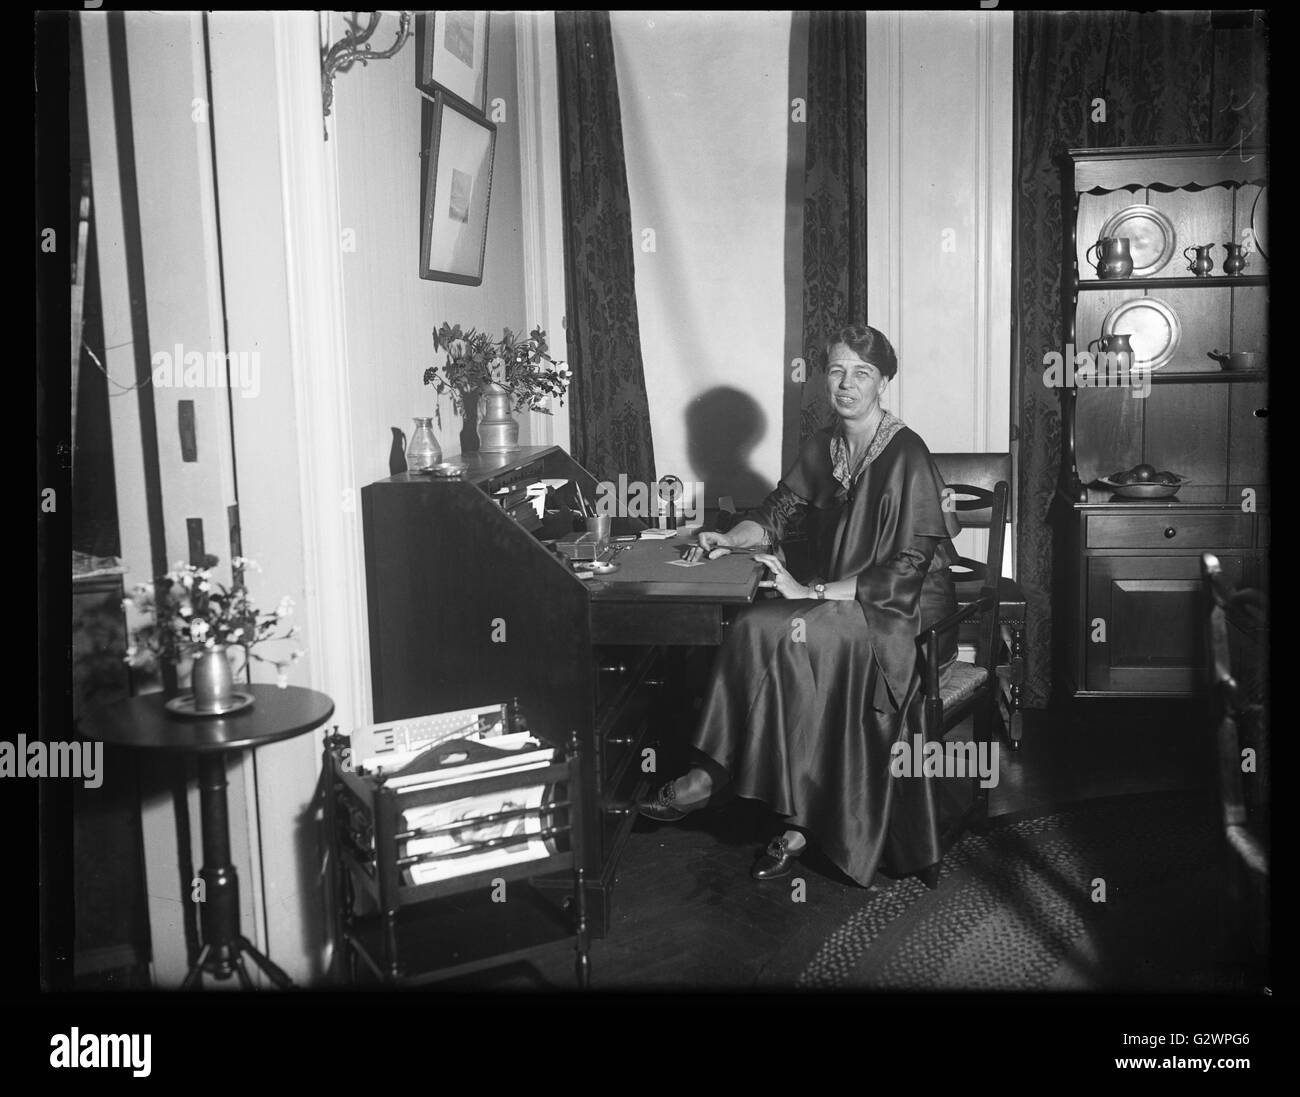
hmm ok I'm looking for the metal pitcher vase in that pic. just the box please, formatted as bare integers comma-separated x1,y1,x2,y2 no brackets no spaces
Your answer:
478,384,520,452
191,645,236,713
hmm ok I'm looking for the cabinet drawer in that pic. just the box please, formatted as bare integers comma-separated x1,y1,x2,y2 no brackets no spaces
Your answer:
1086,512,1252,549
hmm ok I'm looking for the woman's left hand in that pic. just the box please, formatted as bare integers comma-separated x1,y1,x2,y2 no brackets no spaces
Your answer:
754,554,811,600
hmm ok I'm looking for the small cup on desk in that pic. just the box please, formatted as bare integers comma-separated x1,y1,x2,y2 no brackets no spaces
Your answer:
585,515,612,541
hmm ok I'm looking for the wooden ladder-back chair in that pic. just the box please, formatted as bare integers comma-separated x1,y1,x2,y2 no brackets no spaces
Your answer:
912,453,1010,888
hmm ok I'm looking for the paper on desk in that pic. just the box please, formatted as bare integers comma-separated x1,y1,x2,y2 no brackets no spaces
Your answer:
638,528,678,539
665,559,705,568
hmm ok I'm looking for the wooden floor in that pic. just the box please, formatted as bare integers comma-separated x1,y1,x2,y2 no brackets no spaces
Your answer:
74,697,1220,992
460,697,1219,990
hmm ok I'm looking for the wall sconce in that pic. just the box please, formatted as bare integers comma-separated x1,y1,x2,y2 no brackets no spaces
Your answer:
321,11,413,140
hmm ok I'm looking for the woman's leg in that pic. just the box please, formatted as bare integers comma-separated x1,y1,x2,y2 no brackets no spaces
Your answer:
662,765,713,804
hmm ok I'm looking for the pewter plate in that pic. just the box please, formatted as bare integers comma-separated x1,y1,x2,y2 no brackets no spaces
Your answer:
1101,296,1181,371
164,690,256,718
1098,204,1177,277
1250,185,1268,261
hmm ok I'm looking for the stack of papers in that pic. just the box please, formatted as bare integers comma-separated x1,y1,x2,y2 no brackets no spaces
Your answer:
639,527,679,540
398,733,559,884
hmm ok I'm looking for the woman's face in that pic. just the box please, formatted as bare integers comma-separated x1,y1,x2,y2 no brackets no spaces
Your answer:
826,343,887,422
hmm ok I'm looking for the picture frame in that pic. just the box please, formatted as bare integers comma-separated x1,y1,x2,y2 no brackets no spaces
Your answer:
415,11,491,114
419,93,496,285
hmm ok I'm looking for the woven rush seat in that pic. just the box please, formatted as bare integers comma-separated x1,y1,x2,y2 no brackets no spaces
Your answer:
939,660,988,710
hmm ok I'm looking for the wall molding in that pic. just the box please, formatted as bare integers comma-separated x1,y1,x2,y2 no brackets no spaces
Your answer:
515,11,569,450
272,12,371,735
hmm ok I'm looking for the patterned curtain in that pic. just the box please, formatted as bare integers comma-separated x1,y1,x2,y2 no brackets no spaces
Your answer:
555,10,656,487
795,9,868,448
1014,10,1267,707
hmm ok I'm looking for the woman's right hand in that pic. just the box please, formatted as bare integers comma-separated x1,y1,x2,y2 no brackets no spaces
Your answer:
682,530,734,563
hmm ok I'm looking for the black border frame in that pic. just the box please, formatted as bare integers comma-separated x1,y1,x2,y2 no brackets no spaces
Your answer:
419,93,496,286
415,10,491,115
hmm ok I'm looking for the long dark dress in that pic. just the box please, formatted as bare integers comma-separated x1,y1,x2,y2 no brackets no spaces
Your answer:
692,418,958,886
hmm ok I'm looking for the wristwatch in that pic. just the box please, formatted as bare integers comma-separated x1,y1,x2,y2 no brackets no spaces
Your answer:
813,583,826,600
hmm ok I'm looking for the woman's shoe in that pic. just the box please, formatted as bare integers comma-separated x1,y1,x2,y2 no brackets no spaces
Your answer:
636,780,711,822
751,835,804,879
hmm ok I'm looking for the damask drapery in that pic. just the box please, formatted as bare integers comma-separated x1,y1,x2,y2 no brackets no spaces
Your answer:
794,9,868,450
555,10,657,488
1013,10,1267,706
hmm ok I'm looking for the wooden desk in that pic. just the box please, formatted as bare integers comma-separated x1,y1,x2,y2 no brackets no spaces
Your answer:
361,446,762,936
588,535,761,646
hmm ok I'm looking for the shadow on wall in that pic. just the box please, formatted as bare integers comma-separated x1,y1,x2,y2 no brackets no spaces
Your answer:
685,387,774,511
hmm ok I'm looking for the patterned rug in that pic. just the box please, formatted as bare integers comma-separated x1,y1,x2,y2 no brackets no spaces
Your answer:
799,791,1264,991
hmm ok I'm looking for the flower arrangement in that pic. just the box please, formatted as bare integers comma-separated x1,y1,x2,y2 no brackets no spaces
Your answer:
123,555,304,686
423,323,570,427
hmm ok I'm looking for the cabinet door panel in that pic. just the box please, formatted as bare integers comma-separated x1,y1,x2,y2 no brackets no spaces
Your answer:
1085,554,1244,694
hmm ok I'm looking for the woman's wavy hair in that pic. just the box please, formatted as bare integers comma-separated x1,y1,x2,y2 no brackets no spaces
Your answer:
824,324,898,381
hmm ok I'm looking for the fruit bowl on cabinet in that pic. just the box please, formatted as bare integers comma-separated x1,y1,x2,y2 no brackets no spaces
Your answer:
1098,463,1190,499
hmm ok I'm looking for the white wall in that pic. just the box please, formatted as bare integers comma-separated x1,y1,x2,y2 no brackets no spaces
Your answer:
613,11,792,506
333,10,529,489
81,10,266,987
867,10,1014,572
207,10,325,984
868,10,1012,455
609,11,1012,532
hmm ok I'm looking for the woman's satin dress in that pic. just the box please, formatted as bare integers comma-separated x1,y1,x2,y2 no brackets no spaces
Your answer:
692,423,959,885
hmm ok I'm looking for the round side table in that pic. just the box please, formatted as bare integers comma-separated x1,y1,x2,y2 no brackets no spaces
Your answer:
79,684,335,989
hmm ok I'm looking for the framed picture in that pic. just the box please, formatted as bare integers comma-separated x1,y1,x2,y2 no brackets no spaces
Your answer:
420,94,496,285
415,11,490,114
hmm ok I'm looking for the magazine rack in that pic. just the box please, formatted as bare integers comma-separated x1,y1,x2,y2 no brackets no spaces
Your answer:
324,726,591,988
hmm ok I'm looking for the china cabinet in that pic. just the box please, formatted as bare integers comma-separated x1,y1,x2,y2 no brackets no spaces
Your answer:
1054,145,1268,697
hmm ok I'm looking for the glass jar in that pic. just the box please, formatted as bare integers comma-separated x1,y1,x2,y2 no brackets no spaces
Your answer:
406,416,442,471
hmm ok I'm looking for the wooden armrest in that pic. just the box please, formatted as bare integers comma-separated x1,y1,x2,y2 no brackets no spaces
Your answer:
923,592,994,643
918,590,997,696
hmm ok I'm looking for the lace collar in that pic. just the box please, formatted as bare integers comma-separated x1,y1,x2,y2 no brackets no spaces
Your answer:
830,410,906,492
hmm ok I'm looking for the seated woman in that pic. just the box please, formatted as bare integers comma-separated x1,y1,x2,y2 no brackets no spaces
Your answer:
637,323,958,884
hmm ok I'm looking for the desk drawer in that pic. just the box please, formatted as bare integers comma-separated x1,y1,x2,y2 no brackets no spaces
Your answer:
1086,512,1252,550
598,676,652,794
591,601,723,645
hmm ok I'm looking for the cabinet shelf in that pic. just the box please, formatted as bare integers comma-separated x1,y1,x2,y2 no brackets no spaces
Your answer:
1073,275,1267,292
1148,369,1268,385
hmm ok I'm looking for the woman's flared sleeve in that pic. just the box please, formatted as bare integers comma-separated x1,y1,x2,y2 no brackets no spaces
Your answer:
850,434,954,706
743,481,806,546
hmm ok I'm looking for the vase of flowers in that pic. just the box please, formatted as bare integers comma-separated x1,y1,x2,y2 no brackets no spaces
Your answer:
190,644,237,713
123,555,303,715
423,323,569,454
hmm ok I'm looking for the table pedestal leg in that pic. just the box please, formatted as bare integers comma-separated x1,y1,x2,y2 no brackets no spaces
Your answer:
183,751,294,989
